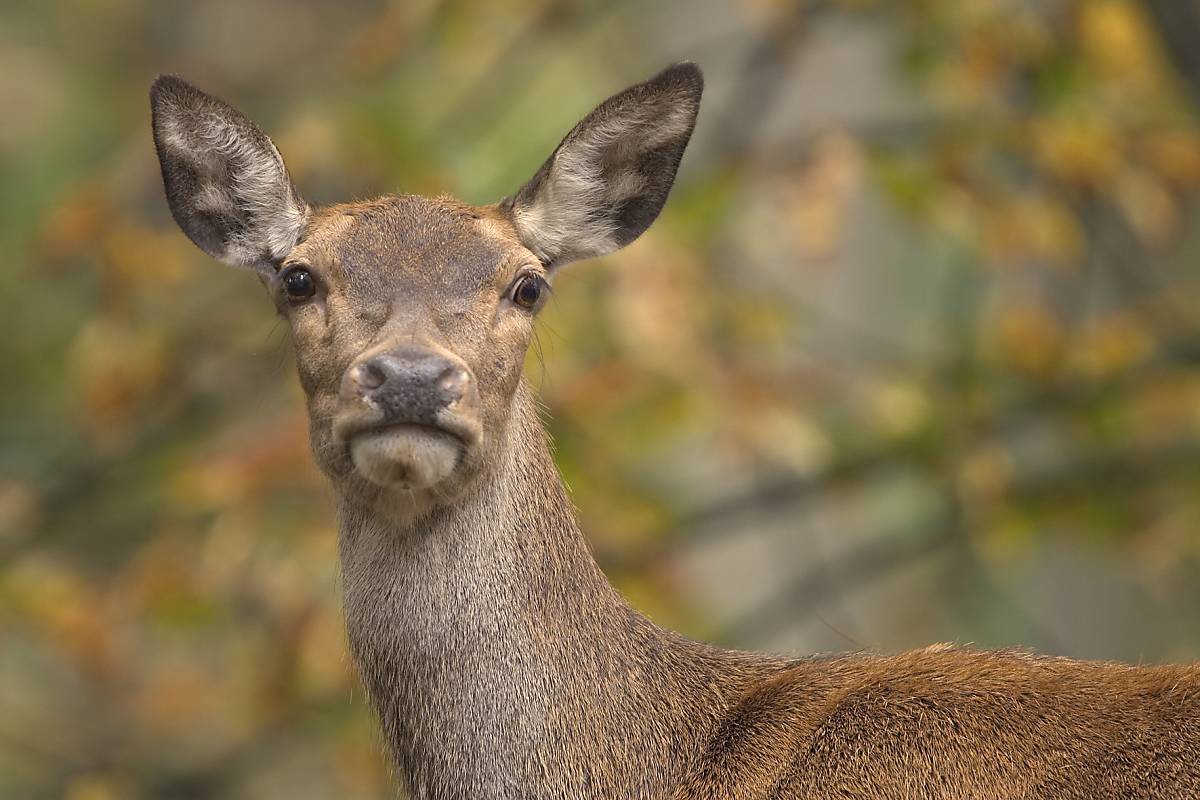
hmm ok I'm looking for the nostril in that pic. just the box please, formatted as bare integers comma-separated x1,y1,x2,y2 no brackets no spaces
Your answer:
438,366,470,400
357,362,388,391
345,351,470,412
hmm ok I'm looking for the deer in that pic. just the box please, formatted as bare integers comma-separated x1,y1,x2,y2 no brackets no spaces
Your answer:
149,62,1200,799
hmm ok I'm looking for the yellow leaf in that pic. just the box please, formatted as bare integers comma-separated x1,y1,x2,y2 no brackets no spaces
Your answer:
1143,130,1200,188
982,193,1084,267
1068,312,1155,378
993,302,1064,376
1079,0,1160,85
1113,168,1178,245
1029,117,1121,187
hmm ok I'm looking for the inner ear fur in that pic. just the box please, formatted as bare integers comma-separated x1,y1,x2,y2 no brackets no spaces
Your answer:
502,62,703,268
150,75,308,272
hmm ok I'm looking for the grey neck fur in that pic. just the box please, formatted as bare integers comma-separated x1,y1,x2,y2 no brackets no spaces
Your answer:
336,381,778,799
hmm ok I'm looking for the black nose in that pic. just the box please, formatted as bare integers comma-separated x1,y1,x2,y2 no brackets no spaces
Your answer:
345,347,471,425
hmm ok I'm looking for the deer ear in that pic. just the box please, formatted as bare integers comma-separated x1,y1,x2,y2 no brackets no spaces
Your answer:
150,75,308,272
502,62,703,268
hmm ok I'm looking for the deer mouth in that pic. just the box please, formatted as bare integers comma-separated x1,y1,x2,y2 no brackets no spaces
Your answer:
331,368,483,491
345,422,466,490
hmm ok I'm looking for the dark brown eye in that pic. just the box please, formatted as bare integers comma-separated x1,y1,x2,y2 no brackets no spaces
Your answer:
283,267,316,302
511,274,544,310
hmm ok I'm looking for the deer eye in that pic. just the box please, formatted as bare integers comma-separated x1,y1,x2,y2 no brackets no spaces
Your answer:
510,274,546,310
283,267,317,302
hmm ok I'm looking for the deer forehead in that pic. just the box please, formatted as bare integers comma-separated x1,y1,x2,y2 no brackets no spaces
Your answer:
295,195,531,305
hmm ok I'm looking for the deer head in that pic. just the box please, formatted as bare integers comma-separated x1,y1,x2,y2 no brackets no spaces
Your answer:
150,65,702,519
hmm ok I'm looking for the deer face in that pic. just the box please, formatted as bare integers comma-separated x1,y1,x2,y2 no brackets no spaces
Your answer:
272,197,543,504
150,65,702,516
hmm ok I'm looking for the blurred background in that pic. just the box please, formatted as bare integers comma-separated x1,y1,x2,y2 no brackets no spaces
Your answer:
3,0,1200,796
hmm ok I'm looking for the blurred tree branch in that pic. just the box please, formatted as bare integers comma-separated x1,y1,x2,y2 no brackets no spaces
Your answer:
713,505,957,646
603,329,1200,573
705,0,820,160
1144,0,1200,110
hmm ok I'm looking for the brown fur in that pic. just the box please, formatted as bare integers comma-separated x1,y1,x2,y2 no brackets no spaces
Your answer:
150,65,1200,799
680,647,1200,798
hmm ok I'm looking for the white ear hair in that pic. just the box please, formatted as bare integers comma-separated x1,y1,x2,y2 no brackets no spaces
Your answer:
504,62,703,268
151,75,308,271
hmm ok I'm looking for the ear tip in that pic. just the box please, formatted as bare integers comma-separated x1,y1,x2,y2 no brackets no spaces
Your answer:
654,61,704,99
150,74,200,110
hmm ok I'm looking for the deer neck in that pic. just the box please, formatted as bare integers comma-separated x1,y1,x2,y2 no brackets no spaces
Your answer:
334,381,759,798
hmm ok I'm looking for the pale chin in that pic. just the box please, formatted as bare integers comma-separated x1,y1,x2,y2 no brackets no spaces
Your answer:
349,427,461,490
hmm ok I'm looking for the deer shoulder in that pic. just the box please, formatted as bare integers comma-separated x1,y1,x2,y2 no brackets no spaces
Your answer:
680,645,1200,799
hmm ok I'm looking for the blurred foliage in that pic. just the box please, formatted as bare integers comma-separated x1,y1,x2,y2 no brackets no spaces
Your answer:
2,0,1200,797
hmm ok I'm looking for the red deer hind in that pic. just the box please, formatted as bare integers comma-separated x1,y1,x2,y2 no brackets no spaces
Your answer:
150,63,1200,799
